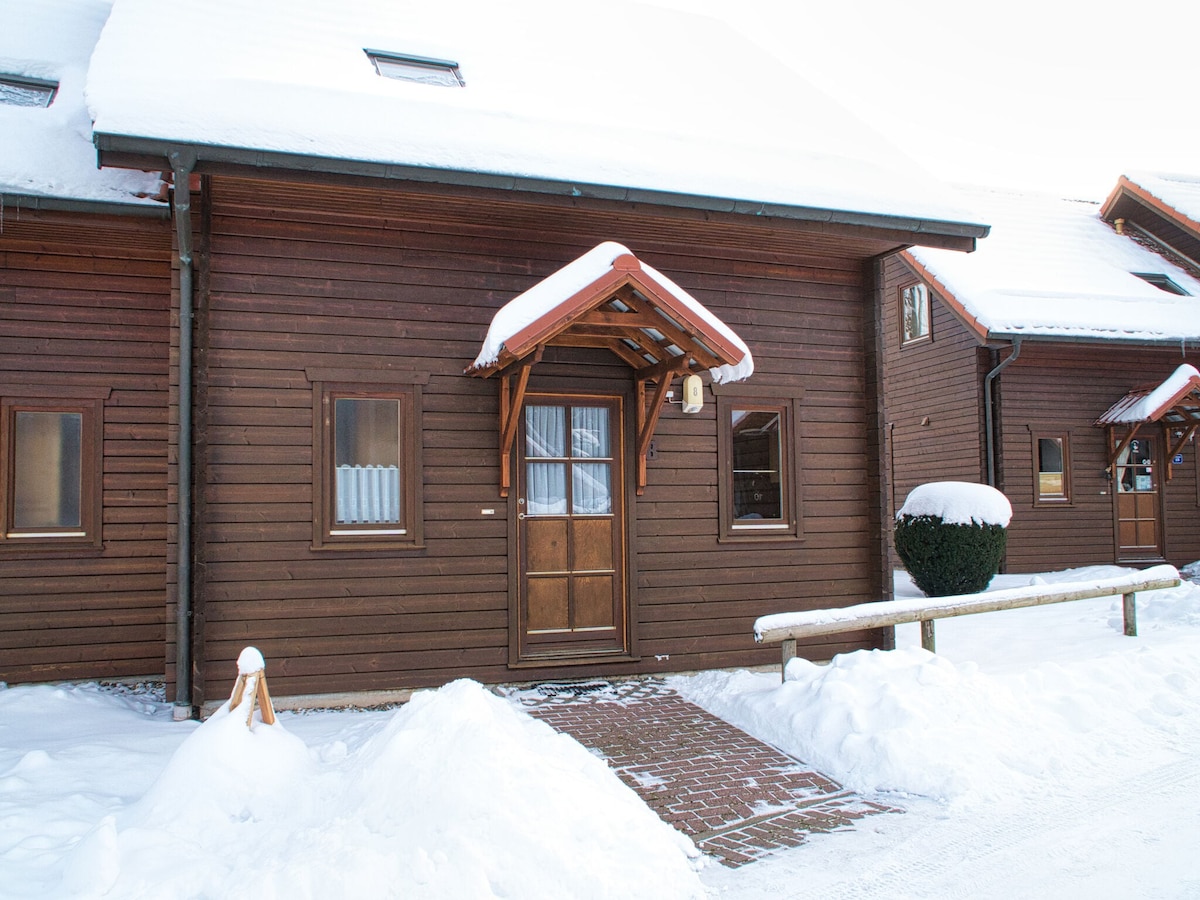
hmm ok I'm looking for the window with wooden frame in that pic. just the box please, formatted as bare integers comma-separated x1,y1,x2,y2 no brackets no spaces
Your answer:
717,396,802,541
311,376,424,550
1,396,103,549
1033,432,1070,504
900,282,931,345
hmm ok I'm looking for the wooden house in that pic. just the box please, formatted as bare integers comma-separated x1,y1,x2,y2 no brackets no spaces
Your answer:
882,179,1200,575
0,1,171,685
15,0,989,713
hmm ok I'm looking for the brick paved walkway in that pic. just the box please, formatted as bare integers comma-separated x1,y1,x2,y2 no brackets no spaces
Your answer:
505,678,899,867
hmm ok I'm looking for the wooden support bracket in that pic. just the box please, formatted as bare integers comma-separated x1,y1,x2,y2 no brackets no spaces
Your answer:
1166,423,1197,481
1105,423,1143,474
634,369,684,495
497,354,539,498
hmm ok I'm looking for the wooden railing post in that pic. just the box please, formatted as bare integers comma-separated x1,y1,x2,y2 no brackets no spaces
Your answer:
1123,591,1137,637
781,638,797,679
920,619,936,652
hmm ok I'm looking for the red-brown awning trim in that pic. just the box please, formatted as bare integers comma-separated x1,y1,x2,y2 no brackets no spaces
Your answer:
1094,364,1200,479
466,242,753,495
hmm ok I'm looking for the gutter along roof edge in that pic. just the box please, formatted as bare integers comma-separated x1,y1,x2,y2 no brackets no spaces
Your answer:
93,132,991,243
984,330,1200,349
0,190,169,218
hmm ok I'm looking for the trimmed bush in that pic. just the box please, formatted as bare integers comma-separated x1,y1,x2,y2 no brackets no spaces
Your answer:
894,481,1012,597
894,514,1008,597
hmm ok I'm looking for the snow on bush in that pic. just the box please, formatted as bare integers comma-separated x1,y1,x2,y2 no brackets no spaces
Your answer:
896,481,1012,527
59,678,704,900
895,481,1011,596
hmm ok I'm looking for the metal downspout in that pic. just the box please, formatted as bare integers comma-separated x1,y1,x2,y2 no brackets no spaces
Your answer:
170,150,196,721
984,338,1022,487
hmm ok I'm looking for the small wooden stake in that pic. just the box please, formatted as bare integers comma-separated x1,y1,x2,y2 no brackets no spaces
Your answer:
227,665,277,727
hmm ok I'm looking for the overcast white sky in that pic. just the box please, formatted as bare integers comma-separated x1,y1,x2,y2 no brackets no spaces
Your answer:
659,0,1198,201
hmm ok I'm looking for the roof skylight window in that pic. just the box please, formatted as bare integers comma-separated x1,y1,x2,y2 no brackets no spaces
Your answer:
365,50,464,87
0,75,57,108
1133,273,1189,296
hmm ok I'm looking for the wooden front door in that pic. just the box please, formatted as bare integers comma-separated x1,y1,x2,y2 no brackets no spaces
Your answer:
1114,435,1165,561
516,396,628,661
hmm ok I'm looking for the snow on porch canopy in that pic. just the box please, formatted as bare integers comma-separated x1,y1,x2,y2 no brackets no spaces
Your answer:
466,241,753,495
1095,363,1200,480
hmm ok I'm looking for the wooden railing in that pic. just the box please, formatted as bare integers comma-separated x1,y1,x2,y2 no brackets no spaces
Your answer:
754,565,1181,676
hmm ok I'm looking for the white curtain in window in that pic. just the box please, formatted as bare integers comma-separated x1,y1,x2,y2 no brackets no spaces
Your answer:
336,464,400,523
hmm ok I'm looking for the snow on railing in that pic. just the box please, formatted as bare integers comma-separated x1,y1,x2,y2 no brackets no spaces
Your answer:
754,565,1181,677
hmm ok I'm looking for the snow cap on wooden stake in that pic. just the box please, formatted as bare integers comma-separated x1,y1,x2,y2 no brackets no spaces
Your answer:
237,646,266,675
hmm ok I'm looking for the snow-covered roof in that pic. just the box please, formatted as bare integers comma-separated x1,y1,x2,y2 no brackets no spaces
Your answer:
85,0,985,239
468,241,753,384
1122,172,1200,229
0,0,163,208
906,185,1200,344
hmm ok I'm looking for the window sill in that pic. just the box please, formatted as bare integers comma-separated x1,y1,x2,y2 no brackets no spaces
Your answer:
0,539,103,556
718,530,803,545
311,539,426,553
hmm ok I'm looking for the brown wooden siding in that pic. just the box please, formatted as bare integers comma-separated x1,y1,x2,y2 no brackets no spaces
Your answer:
879,254,987,570
0,208,172,684
180,174,894,702
996,343,1200,573
882,254,1200,577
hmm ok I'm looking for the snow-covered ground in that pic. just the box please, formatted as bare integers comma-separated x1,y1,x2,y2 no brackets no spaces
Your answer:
3,565,1200,899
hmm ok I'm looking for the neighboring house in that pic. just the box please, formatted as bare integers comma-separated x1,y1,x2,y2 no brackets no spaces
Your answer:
0,0,171,685
8,0,989,713
882,179,1200,575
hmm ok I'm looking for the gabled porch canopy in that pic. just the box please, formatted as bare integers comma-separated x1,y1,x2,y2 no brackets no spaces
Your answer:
467,241,753,495
1095,364,1200,480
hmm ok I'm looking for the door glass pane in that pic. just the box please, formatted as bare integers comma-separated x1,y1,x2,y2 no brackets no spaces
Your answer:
526,406,565,458
334,398,400,524
731,408,783,521
13,411,82,529
527,462,567,514
573,463,611,514
1117,438,1154,493
572,407,610,458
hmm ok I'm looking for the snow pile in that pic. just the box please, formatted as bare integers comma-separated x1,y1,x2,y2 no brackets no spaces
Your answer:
42,678,702,899
680,569,1200,808
896,480,1012,527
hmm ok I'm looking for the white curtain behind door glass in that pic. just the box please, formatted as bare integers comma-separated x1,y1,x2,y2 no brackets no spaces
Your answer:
527,462,567,514
573,463,611,514
571,406,609,458
526,405,564,458
526,405,568,514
